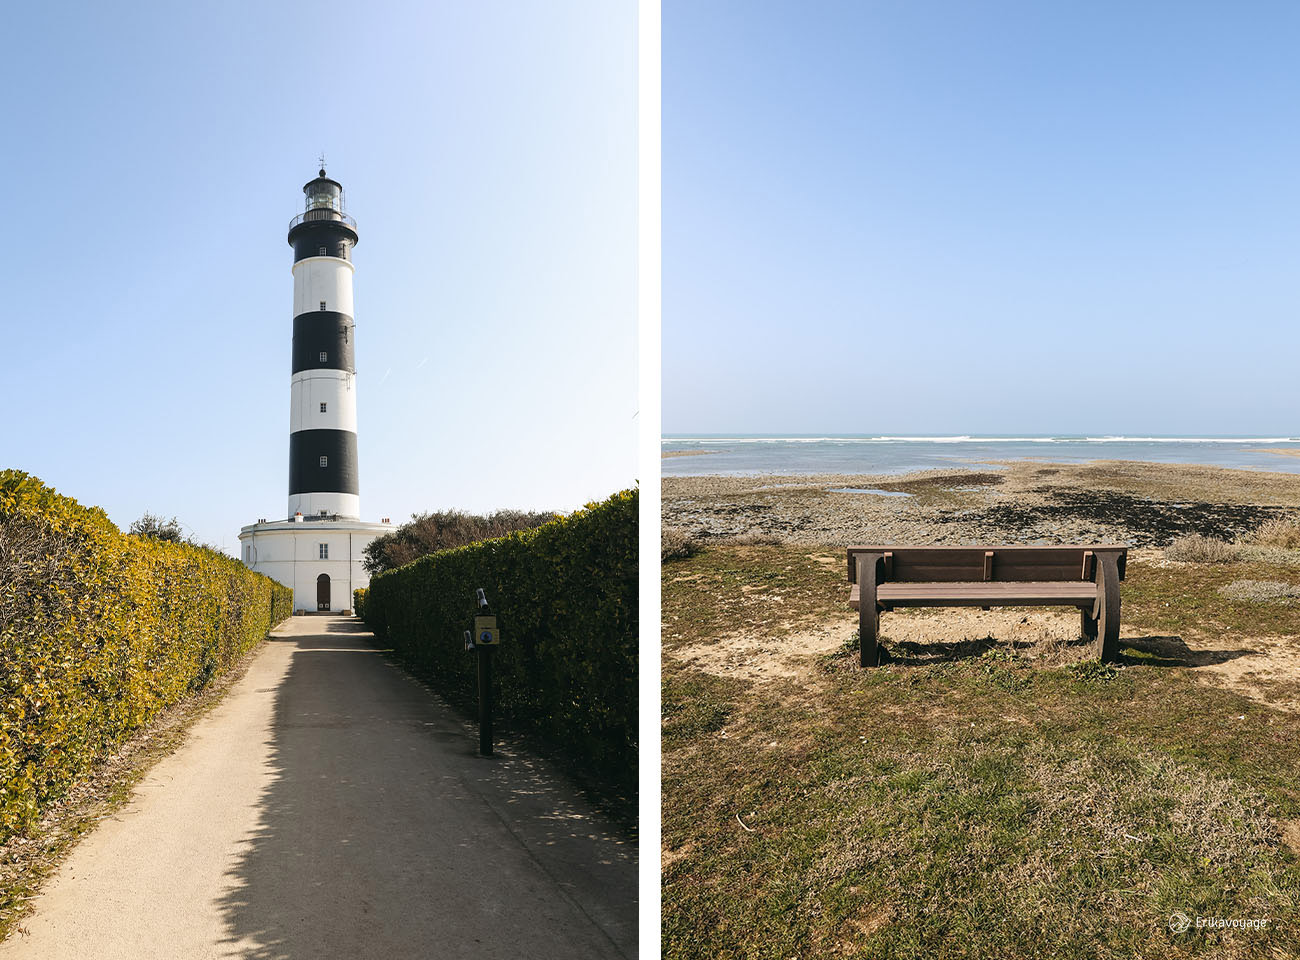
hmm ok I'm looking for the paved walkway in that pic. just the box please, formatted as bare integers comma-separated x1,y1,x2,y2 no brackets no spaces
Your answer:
1,617,636,959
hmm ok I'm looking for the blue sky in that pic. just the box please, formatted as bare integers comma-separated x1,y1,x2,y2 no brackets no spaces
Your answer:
664,1,1300,436
2,1,637,554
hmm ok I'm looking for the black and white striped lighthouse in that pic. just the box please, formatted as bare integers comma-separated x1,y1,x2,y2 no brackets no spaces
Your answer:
238,169,392,613
286,168,361,519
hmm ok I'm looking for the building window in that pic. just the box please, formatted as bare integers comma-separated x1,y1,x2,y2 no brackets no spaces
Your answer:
320,402,327,413
319,246,327,256
319,351,327,362
320,300,326,311
319,543,328,559
319,455,328,468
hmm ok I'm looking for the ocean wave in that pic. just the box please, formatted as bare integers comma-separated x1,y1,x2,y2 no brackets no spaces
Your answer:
662,436,1300,445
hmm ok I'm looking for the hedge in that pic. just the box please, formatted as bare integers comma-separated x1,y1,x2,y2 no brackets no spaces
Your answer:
0,471,292,842
361,489,637,797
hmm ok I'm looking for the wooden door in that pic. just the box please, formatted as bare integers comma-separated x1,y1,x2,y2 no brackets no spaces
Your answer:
317,574,330,611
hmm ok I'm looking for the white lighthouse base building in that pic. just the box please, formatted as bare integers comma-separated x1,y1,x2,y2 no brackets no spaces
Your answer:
238,516,394,614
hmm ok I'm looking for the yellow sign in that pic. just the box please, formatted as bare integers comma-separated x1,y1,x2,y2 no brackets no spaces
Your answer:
474,615,500,646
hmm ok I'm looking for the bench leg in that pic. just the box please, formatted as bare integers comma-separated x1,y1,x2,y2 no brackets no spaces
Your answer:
1081,608,1098,643
1095,555,1122,663
860,603,879,668
856,555,881,667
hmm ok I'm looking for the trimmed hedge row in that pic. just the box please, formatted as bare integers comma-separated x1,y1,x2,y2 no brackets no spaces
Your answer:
362,489,637,796
0,471,292,842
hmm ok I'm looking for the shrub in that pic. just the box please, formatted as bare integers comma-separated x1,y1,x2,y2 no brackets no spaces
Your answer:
128,512,186,543
662,527,700,562
1218,580,1300,602
362,508,559,575
353,587,368,619
0,471,291,843
1164,534,1239,563
362,490,636,798
1246,517,1300,549
1066,660,1121,684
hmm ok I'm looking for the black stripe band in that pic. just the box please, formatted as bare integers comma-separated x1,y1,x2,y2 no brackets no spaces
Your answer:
289,220,358,262
289,429,359,495
292,312,355,374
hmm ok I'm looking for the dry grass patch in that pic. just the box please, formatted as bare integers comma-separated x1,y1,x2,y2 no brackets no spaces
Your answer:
1248,516,1300,549
1165,534,1240,563
1283,820,1300,858
1219,580,1300,603
661,526,701,562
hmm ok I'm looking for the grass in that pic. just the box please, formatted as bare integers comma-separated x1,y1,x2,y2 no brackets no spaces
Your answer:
1123,561,1300,640
663,544,1300,959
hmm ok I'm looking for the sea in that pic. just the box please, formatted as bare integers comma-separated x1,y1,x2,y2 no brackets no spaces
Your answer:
661,436,1300,477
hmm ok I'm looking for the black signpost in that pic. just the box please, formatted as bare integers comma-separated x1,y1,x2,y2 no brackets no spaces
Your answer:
466,587,500,757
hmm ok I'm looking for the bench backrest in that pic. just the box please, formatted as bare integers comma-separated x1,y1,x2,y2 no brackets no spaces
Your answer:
846,545,1127,585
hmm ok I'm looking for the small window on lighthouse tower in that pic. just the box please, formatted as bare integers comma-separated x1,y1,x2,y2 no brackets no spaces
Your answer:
319,455,328,468
320,301,326,311
319,246,327,256
320,402,327,413
319,351,327,363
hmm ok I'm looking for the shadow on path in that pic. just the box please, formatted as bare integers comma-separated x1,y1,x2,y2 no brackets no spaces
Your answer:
215,618,634,960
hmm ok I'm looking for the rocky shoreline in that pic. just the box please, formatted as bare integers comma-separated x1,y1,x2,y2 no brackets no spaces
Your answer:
663,459,1300,548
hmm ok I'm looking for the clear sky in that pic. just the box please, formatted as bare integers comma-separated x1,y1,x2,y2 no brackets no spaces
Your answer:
2,1,637,554
664,1,1300,436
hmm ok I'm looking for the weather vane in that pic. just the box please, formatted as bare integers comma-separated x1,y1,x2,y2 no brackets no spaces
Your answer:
318,152,326,173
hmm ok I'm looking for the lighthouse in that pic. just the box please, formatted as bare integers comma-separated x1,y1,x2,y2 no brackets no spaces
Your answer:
287,169,360,519
238,168,394,613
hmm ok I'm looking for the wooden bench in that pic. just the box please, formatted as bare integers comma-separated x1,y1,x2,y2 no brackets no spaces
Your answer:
847,545,1128,667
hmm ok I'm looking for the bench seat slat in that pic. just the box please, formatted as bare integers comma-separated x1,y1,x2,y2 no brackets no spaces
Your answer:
850,581,1098,609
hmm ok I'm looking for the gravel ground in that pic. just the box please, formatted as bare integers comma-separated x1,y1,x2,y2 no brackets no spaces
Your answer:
663,459,1300,548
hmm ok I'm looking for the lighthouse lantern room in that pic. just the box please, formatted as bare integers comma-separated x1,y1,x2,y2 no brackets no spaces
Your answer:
238,168,394,614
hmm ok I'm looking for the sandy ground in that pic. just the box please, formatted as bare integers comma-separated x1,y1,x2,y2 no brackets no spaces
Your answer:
668,608,1090,683
1,618,635,960
664,460,1300,709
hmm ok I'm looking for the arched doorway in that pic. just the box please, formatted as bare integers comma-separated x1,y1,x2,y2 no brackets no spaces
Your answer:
317,573,331,611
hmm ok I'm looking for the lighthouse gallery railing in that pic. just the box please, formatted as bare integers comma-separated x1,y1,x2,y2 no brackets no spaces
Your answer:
288,208,358,231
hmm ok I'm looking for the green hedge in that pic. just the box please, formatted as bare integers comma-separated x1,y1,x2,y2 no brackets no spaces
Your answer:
362,489,637,796
0,471,292,842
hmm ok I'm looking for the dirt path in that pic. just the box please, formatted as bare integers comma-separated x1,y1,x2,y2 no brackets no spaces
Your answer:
0,617,635,960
